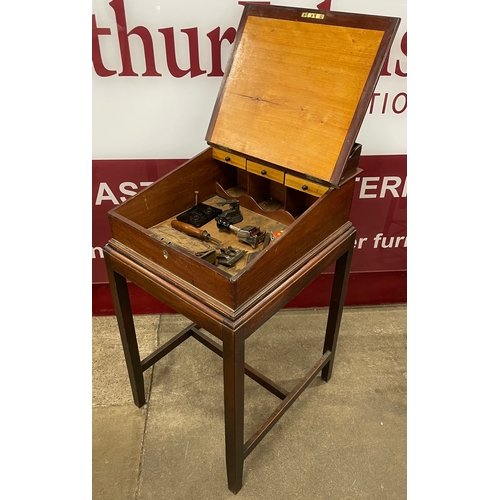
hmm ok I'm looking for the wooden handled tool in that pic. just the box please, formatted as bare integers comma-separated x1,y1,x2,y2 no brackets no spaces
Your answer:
171,220,222,246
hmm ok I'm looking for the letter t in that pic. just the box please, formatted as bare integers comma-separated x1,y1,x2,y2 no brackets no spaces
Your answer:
92,14,117,77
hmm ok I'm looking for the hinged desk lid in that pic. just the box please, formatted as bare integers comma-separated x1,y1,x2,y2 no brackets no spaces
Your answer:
206,5,400,186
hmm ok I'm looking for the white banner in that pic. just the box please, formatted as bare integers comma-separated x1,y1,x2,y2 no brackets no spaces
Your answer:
92,0,406,159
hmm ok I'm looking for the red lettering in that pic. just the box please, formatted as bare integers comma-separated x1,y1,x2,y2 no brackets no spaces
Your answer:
92,15,117,77
391,93,407,114
316,1,332,10
206,27,237,77
395,32,407,77
368,92,407,115
93,1,402,81
109,0,161,77
380,54,391,77
369,93,380,114
382,93,389,114
158,27,206,78
380,31,408,78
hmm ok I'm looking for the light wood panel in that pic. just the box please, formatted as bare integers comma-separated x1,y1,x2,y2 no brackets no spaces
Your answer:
210,16,384,183
284,173,329,197
247,160,285,183
213,147,247,169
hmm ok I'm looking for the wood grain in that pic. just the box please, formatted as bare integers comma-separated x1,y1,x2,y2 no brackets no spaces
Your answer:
284,173,329,197
149,195,289,277
247,160,285,183
209,15,384,183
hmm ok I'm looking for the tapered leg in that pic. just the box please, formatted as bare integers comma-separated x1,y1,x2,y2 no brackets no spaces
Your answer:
222,330,245,494
105,255,146,407
321,236,355,382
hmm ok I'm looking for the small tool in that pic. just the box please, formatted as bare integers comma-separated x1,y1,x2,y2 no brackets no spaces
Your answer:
216,200,243,224
176,203,222,228
216,247,247,267
171,220,246,267
246,231,271,263
216,217,266,249
195,249,217,265
171,220,222,246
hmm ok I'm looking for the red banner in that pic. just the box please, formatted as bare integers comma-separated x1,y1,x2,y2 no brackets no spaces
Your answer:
92,154,406,283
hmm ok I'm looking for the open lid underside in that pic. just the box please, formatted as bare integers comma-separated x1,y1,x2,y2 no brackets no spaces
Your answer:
206,5,400,186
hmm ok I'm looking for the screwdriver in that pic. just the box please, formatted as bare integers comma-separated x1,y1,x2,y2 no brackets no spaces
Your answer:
171,220,222,246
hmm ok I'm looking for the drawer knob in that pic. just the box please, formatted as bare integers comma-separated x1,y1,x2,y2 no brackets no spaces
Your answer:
225,156,230,162
302,184,308,191
261,169,267,175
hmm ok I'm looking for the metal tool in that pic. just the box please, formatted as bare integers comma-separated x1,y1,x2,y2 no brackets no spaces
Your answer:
171,220,246,267
246,231,271,263
171,220,222,246
215,217,267,249
216,200,243,224
195,249,217,265
216,247,247,267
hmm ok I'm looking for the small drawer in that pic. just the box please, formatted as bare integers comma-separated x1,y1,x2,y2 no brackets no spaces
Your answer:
212,148,247,170
284,174,330,197
247,160,285,183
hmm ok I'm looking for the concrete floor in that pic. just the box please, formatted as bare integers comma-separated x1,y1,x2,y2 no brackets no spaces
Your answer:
92,305,406,499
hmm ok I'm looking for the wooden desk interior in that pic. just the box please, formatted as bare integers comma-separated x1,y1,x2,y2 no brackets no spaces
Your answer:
148,195,289,276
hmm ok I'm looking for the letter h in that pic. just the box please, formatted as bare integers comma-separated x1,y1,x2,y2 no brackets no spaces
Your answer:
109,0,160,76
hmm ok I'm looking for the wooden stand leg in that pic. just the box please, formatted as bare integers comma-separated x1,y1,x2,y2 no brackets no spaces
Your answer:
321,236,355,382
222,330,245,494
105,257,146,408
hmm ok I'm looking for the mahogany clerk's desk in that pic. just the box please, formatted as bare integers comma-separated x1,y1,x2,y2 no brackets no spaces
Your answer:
103,5,399,494
103,222,354,494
